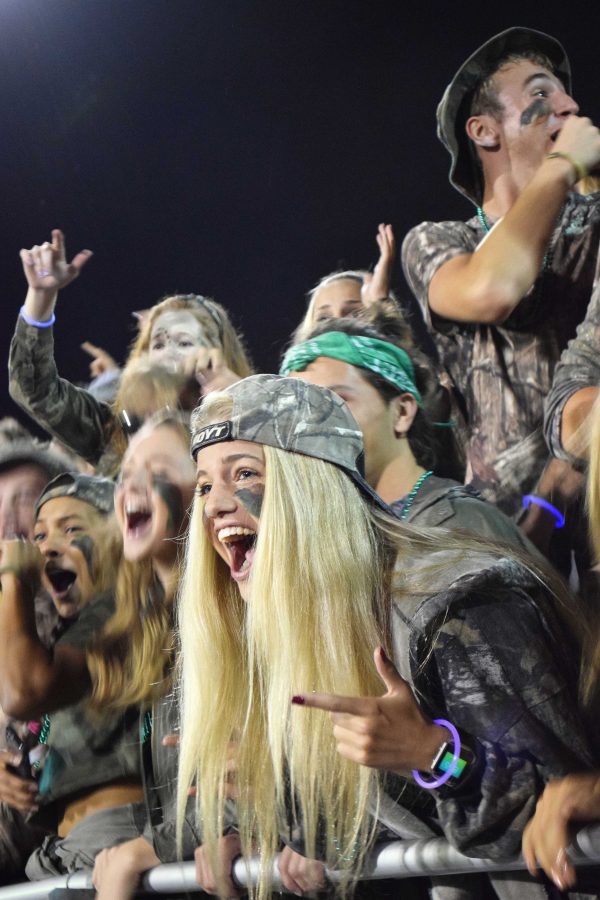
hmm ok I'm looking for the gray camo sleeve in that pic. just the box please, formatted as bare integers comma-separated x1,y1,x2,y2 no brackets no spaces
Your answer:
8,315,114,464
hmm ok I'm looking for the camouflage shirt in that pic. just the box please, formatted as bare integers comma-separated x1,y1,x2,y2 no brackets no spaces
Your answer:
390,475,540,557
544,275,600,464
36,592,140,808
8,316,115,467
401,192,600,516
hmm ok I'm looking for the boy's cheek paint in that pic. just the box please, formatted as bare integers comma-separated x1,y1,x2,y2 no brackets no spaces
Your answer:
520,98,550,127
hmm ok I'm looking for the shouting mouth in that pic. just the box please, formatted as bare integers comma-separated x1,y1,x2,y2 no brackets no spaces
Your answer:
45,565,77,599
125,503,153,540
218,526,257,581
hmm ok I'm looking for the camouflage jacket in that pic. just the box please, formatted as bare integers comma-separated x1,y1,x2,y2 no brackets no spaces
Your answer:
390,475,539,557
401,192,600,517
8,316,115,467
389,549,596,865
544,275,600,464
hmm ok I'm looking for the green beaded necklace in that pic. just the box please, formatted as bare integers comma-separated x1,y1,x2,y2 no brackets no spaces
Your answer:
32,714,51,771
398,470,433,521
476,207,552,272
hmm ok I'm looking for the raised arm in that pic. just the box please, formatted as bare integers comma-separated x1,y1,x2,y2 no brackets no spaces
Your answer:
0,540,89,720
427,116,600,324
9,230,116,464
544,277,600,462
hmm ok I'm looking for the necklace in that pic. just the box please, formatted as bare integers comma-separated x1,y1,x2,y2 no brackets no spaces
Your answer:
399,470,433,521
476,207,553,272
32,714,51,771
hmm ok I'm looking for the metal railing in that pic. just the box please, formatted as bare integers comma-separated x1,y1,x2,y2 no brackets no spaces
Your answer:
2,825,600,899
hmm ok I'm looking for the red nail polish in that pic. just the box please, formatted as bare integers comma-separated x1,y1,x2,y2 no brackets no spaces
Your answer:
291,695,305,705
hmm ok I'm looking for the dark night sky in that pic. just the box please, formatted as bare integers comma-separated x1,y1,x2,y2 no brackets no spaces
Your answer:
1,1,597,423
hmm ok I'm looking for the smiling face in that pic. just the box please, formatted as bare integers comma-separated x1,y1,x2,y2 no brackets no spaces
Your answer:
195,439,265,601
148,310,210,372
34,496,105,618
115,423,196,565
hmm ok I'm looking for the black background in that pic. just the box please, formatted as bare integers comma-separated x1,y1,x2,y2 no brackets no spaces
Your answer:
1,1,597,422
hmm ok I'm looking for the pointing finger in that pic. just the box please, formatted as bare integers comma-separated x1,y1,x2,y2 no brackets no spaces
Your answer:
292,691,373,716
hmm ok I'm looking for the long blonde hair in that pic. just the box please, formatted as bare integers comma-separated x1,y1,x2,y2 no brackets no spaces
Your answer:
177,394,593,898
178,395,389,898
88,416,191,712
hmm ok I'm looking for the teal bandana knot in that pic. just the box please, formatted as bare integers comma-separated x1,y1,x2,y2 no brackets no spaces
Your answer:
280,332,422,405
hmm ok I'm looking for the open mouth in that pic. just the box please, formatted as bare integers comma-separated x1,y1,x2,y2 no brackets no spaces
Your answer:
218,526,257,580
125,505,153,539
45,565,77,598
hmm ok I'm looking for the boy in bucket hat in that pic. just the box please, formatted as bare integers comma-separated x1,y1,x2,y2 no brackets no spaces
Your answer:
401,28,600,556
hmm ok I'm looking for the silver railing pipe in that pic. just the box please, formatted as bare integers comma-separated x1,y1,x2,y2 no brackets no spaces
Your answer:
1,825,600,898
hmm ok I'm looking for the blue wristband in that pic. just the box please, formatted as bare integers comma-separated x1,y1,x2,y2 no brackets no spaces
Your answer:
19,306,56,329
522,494,565,529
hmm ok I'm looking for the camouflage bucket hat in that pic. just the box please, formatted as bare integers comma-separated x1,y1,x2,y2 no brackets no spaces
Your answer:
35,472,115,518
436,27,571,204
190,373,393,514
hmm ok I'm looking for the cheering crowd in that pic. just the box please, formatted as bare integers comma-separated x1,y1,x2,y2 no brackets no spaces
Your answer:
1,25,600,900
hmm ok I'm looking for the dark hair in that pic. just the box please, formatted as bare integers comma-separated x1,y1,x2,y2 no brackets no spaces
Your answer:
470,50,556,117
304,311,466,482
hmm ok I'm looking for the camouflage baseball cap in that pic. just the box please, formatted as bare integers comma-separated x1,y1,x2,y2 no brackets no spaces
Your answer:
190,374,393,513
436,27,571,204
35,472,115,518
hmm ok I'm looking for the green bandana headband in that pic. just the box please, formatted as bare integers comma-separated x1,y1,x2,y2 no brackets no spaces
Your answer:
280,332,422,405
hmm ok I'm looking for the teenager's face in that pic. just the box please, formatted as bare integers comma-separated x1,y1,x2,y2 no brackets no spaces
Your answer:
289,357,399,487
115,425,196,564
312,279,363,324
0,465,49,540
492,59,578,167
34,496,105,618
148,310,210,371
195,439,265,602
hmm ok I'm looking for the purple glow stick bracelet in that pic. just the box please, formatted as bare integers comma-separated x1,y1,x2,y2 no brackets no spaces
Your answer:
412,718,461,790
20,306,55,328
522,494,565,529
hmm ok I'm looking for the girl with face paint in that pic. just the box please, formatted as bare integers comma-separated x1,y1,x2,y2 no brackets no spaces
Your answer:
176,375,599,900
9,230,253,476
0,473,147,881
89,411,199,900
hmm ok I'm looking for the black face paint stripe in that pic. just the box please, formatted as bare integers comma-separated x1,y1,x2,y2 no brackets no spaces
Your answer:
71,536,95,581
520,98,550,127
152,476,185,533
234,487,264,519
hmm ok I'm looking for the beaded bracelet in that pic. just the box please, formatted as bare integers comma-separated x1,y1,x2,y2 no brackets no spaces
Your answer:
545,151,587,183
412,719,461,789
522,494,565,529
19,306,56,328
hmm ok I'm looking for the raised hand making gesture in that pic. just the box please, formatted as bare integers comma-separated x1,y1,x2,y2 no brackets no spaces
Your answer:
20,228,93,324
292,646,450,774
